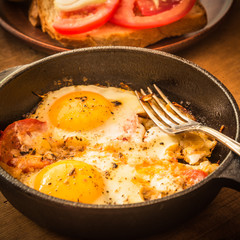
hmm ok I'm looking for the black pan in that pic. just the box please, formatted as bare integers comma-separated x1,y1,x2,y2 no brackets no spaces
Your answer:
0,47,239,239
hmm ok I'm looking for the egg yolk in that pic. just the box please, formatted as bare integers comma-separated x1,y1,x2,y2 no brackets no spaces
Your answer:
48,91,113,131
34,160,104,204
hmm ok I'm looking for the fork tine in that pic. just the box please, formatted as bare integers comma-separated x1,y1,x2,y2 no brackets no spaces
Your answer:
153,84,191,122
135,91,172,132
146,87,186,125
140,89,178,127
135,85,198,134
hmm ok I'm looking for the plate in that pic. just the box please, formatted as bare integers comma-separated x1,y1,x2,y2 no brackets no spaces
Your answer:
0,0,233,54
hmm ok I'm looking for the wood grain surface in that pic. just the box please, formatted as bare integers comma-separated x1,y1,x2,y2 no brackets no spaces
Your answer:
0,1,240,239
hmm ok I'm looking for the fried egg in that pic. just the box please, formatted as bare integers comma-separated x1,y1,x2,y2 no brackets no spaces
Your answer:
2,84,218,205
30,85,145,145
34,160,104,204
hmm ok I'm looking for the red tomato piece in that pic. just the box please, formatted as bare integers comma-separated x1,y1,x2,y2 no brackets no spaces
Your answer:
136,0,182,16
183,169,208,185
53,0,120,35
110,0,196,29
0,119,49,172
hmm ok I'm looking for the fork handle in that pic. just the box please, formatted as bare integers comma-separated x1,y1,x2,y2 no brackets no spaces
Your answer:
198,125,240,156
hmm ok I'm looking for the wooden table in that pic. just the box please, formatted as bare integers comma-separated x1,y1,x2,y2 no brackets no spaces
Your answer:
0,1,240,240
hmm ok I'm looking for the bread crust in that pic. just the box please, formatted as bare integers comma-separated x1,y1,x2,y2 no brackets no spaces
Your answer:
33,0,207,48
28,0,40,27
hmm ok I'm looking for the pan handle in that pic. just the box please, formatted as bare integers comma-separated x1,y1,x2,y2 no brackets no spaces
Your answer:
217,156,240,191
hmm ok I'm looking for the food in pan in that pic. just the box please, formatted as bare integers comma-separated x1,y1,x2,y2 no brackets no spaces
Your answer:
28,0,207,48
0,85,218,204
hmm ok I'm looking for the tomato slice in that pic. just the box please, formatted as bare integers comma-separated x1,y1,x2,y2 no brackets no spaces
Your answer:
136,0,183,16
53,0,120,35
110,0,196,29
183,169,208,185
0,119,48,170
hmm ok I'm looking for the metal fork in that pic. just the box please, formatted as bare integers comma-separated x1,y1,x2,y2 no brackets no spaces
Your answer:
135,84,240,156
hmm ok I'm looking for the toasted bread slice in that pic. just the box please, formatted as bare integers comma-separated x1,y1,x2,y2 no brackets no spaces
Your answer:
28,0,40,27
30,0,207,48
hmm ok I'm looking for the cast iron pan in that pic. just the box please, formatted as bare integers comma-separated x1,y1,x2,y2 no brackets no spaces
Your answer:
0,47,240,239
